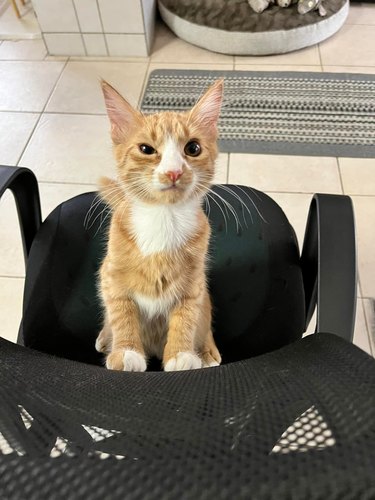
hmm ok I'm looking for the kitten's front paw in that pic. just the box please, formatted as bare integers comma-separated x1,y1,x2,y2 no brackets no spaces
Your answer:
202,360,220,368
106,350,147,372
164,352,202,372
95,330,109,354
123,350,147,372
201,351,221,368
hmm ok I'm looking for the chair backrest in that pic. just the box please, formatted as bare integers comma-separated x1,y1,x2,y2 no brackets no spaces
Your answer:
21,185,305,366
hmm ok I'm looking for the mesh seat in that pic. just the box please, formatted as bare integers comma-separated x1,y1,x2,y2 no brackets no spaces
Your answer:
0,333,374,499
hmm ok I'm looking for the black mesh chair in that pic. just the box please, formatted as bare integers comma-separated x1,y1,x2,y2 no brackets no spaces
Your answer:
1,165,374,500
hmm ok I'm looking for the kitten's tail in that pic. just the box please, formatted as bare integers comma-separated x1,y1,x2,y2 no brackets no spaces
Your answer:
98,176,123,208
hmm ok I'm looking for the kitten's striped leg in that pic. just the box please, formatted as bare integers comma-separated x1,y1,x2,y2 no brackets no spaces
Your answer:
163,298,202,371
105,297,147,372
95,316,112,354
200,331,221,368
196,290,221,368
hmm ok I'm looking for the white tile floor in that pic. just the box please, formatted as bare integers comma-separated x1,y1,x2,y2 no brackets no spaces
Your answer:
0,3,374,355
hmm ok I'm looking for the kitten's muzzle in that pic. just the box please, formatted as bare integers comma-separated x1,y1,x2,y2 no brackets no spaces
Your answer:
166,170,183,183
159,170,184,191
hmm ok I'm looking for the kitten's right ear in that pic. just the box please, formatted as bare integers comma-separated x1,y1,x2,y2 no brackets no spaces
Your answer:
101,80,141,144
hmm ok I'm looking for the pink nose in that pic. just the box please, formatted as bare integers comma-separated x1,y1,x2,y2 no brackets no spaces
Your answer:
166,170,183,183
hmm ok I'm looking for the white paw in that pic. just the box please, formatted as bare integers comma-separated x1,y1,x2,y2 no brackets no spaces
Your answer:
95,336,106,353
164,352,202,372
202,360,220,368
123,350,147,372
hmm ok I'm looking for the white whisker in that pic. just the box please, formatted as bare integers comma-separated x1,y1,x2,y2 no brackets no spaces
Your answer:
208,189,242,233
215,185,252,227
86,192,124,231
124,178,152,197
94,206,113,237
236,186,268,223
206,192,228,233
204,194,211,219
84,193,104,229
84,186,122,229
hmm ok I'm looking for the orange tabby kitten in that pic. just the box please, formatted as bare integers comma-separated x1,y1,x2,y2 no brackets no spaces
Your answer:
95,79,223,372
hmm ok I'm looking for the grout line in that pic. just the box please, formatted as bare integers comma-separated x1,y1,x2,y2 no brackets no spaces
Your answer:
0,55,48,62
149,60,235,66
69,56,148,62
358,276,366,303
0,57,146,63
0,275,25,280
317,43,324,72
12,57,370,68
37,30,147,35
38,179,97,187
38,14,50,60
231,188,345,195
234,61,326,67
12,112,41,165
1,109,107,116
96,0,109,56
0,58,367,68
0,109,42,114
43,56,69,61
0,59,67,64
345,22,375,26
226,154,230,183
0,108,94,115
343,193,375,198
0,56,133,62
137,59,152,108
16,58,69,167
335,157,345,194
139,0,149,54
319,64,375,69
71,0,88,57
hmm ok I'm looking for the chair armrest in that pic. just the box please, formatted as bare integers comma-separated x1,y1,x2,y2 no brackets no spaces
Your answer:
0,166,42,266
301,194,357,342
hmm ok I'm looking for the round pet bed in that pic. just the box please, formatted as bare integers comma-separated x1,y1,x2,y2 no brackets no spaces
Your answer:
158,0,349,56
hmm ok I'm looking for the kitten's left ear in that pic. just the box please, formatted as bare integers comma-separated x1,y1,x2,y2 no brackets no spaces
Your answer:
189,79,224,133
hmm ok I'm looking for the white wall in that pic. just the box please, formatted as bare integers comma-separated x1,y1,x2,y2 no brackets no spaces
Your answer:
31,0,156,56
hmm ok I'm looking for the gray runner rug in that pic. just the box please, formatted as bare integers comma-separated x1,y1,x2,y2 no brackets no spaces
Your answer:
140,69,375,158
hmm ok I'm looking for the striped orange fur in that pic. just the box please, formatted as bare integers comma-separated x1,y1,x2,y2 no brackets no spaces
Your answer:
96,79,223,371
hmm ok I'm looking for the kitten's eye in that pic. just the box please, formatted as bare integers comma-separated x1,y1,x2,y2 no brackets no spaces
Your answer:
139,144,156,155
184,140,201,157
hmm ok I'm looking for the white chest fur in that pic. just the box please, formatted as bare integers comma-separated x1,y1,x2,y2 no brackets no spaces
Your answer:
130,199,200,256
133,292,176,319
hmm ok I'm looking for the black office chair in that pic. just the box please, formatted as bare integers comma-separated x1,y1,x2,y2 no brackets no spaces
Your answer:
0,165,374,500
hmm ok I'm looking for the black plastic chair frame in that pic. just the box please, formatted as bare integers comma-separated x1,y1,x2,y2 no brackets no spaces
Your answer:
301,194,357,340
0,164,357,343
0,166,41,266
